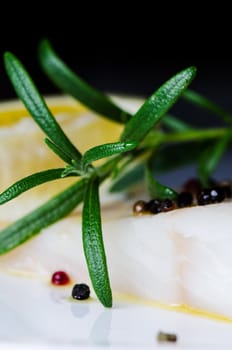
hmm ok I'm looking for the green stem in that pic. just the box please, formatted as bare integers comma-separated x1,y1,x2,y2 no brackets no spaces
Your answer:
143,127,228,147
165,127,228,143
96,155,123,178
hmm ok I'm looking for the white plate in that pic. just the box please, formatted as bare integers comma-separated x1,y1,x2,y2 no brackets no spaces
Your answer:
1,273,232,349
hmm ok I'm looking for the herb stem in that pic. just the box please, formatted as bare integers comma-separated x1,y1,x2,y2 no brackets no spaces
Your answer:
165,127,228,143
143,127,229,147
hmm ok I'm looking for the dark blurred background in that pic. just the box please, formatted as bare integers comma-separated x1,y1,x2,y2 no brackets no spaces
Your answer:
1,7,232,127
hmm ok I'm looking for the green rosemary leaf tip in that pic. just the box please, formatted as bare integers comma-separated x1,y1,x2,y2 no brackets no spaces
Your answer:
82,141,137,170
0,168,65,205
4,51,82,165
120,66,197,143
145,165,177,201
82,175,112,307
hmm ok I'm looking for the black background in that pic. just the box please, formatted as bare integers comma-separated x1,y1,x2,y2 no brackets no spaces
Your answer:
1,7,232,126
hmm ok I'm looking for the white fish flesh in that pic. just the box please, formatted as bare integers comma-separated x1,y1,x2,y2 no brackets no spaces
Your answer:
0,189,232,319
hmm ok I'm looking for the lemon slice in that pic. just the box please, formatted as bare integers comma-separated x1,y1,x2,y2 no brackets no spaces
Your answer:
0,95,124,187
0,95,126,220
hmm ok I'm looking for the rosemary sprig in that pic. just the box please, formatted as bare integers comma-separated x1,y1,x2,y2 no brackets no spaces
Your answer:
0,40,232,308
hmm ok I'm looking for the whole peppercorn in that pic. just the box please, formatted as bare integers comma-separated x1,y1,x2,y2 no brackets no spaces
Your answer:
197,189,212,205
160,198,176,212
209,187,225,203
133,200,147,215
177,191,193,208
51,271,70,286
72,283,90,300
146,199,162,214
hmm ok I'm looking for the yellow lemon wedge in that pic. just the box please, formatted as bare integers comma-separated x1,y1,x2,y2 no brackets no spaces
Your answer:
0,95,124,188
0,95,127,220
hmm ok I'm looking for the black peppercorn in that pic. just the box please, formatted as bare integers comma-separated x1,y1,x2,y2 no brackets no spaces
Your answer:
146,199,162,214
209,187,225,203
72,283,90,300
160,198,176,212
177,191,193,208
197,189,212,205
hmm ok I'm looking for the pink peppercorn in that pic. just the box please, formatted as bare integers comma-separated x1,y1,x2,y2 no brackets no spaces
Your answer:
51,271,70,286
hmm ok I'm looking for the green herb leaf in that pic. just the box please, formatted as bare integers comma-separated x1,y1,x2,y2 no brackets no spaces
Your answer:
82,175,112,307
82,141,137,169
4,52,82,164
38,39,131,123
162,113,193,131
120,66,196,143
44,138,74,165
0,168,65,205
0,179,86,255
145,165,177,200
183,89,232,124
198,133,231,187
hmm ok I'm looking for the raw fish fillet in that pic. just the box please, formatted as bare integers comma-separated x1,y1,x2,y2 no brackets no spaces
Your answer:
0,190,232,319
